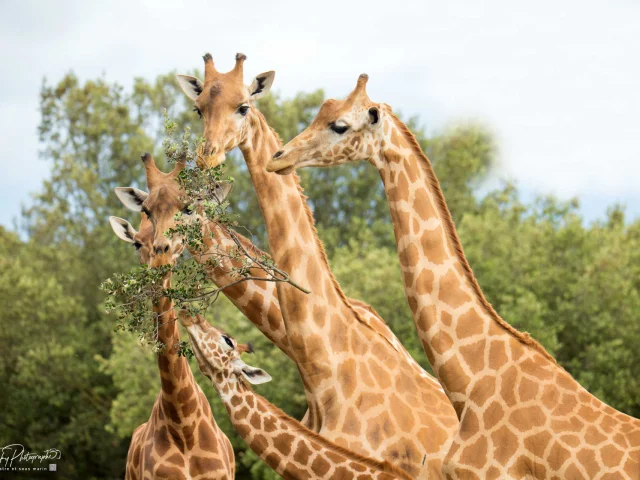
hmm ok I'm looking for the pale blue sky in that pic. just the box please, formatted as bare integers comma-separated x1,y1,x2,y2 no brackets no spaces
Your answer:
1,0,639,229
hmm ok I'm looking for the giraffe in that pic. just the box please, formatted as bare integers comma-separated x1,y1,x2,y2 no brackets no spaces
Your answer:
175,52,459,478
109,212,235,479
178,310,414,480
267,74,640,479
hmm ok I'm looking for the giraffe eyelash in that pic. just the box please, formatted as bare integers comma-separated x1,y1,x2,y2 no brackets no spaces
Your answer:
329,122,349,134
221,335,234,350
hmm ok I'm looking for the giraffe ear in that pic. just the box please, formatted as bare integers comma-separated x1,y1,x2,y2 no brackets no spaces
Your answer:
368,107,380,125
109,216,137,243
241,366,272,385
248,71,275,100
176,75,204,101
232,359,272,385
114,187,148,212
212,181,234,204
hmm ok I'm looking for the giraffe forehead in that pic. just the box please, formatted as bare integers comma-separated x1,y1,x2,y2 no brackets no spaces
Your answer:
314,99,367,125
312,99,344,125
197,79,247,111
209,81,222,97
147,183,181,207
338,111,364,128
145,199,181,222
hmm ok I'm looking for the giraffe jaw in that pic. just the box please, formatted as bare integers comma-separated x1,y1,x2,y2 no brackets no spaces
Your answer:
266,157,296,175
273,165,294,175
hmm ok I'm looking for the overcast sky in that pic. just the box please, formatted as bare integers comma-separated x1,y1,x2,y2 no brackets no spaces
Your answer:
1,0,638,228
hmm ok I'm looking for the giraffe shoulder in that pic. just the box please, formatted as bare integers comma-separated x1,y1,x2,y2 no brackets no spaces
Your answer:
348,298,402,353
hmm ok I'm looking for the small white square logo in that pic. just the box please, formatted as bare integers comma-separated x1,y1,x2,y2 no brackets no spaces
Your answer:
49,464,57,471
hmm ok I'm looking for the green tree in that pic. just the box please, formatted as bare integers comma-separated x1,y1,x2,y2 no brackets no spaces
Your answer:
0,228,128,479
558,208,640,416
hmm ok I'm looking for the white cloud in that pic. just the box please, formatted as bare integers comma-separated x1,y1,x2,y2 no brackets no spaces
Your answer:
1,0,639,227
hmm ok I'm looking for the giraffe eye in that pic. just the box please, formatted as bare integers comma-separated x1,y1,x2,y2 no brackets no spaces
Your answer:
222,335,234,349
193,107,202,119
329,122,349,134
133,242,142,250
237,105,249,116
182,204,194,215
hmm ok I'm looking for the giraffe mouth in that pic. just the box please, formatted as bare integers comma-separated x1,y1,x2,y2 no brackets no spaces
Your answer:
178,308,197,327
266,156,296,175
196,144,226,169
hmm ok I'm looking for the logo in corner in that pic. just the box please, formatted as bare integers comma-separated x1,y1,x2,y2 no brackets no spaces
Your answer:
0,444,62,473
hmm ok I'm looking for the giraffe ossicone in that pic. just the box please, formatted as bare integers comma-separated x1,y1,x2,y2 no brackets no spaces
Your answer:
271,74,640,479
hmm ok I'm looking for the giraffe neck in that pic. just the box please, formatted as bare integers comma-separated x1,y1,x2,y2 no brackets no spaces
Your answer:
216,376,411,480
152,294,204,428
238,111,373,381
191,222,292,359
377,114,555,410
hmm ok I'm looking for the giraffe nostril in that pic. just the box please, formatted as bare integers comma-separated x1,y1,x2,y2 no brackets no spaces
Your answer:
273,150,283,159
163,244,169,253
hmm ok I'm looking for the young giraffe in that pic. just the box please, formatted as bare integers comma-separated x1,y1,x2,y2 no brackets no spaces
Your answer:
268,74,640,479
109,213,234,479
178,310,414,480
176,52,459,478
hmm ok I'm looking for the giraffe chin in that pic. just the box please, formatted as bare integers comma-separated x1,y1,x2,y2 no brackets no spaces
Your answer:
273,165,295,175
196,152,226,169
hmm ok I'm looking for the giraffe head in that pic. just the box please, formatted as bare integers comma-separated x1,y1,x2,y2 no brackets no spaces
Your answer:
178,311,272,389
115,153,231,267
176,53,275,168
267,74,387,174
109,214,154,265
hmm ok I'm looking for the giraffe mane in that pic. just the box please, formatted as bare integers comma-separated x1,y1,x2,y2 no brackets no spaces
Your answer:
243,381,414,479
250,109,402,354
388,113,557,364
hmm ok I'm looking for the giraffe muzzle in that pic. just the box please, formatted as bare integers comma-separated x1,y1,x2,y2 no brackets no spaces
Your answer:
266,153,296,175
196,143,225,169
